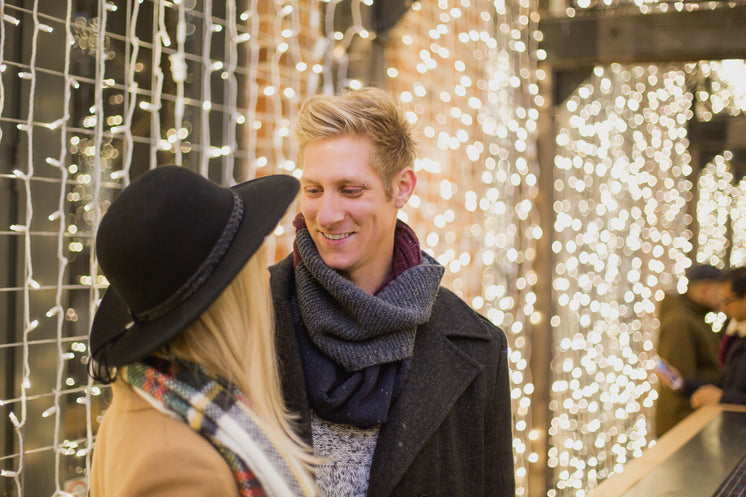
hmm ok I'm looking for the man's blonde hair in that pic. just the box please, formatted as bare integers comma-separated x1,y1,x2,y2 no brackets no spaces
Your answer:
166,243,317,488
294,87,416,198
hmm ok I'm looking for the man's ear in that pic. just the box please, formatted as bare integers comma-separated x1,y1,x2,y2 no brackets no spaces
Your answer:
393,168,417,208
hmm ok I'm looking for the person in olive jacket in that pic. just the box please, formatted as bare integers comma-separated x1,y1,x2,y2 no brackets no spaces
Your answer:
655,264,723,436
270,88,515,497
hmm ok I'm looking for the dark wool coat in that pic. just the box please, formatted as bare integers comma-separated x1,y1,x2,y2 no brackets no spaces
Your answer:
270,255,516,497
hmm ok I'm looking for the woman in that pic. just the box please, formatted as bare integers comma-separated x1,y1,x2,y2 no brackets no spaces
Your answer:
88,165,316,497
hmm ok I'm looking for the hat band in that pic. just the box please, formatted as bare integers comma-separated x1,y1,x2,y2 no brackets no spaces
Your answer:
131,191,245,323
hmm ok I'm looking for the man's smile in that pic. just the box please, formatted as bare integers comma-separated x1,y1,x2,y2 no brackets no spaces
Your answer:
320,231,353,240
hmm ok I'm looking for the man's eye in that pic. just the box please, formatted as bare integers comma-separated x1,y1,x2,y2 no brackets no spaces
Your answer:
303,187,322,196
341,187,364,197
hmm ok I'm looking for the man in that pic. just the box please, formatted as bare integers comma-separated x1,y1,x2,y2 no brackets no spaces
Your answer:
689,266,746,408
655,264,723,436
270,88,515,496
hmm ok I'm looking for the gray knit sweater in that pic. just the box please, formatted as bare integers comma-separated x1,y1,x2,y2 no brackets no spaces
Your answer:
312,414,379,497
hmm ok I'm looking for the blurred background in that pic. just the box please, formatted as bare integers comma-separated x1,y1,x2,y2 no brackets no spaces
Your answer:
0,0,744,495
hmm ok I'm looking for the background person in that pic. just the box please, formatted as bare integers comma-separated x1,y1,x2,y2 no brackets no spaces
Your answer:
270,88,515,496
689,266,746,408
654,263,723,436
88,166,316,497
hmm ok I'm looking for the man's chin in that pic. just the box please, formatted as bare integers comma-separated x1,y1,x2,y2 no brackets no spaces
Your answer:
312,238,352,264
319,255,352,273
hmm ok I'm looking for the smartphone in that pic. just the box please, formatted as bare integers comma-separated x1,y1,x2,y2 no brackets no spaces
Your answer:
654,356,683,391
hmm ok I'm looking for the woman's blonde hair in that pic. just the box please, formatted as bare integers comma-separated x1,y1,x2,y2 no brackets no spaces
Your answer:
166,243,317,486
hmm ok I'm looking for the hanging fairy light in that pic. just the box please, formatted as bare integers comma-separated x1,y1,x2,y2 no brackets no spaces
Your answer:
385,1,541,495
688,58,746,321
730,160,746,268
569,0,736,16
0,1,328,495
696,155,734,266
692,60,746,122
545,57,746,496
549,64,693,496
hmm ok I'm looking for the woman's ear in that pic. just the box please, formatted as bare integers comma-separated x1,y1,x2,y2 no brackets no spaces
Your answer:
393,168,417,209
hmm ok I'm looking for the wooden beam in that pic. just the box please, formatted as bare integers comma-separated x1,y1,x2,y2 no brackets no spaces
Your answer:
688,116,746,149
540,5,746,69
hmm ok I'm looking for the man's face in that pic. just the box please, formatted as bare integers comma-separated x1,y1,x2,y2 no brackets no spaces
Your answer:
703,280,725,311
719,281,746,321
300,135,399,292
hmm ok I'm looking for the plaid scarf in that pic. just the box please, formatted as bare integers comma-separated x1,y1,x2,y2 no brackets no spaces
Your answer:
121,355,315,497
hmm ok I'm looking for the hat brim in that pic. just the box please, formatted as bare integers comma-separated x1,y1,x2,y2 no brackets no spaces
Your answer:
90,174,299,367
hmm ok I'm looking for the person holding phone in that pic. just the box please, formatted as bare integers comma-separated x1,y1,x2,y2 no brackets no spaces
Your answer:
654,264,724,436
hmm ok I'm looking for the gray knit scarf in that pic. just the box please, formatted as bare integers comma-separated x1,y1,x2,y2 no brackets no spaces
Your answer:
294,228,444,371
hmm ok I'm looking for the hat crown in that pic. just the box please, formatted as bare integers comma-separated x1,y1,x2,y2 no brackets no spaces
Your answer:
90,167,299,367
96,167,235,319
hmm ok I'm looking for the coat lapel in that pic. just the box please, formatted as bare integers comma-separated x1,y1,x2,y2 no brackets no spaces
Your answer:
366,310,487,497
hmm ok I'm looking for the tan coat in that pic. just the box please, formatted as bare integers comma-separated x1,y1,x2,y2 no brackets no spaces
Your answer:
90,380,238,497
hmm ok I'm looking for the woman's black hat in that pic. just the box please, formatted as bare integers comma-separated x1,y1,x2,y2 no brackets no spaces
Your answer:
89,165,299,367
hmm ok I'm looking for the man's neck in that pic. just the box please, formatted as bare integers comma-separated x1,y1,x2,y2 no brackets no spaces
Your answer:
347,221,423,294
345,259,393,295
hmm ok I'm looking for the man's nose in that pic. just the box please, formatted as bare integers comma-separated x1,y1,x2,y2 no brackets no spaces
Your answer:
316,192,344,226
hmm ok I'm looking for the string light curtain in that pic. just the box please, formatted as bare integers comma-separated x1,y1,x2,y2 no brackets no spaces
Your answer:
695,154,739,336
696,155,735,268
0,0,326,495
549,64,694,496
691,60,746,121
385,1,541,495
693,59,746,270
561,0,740,16
730,173,746,267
